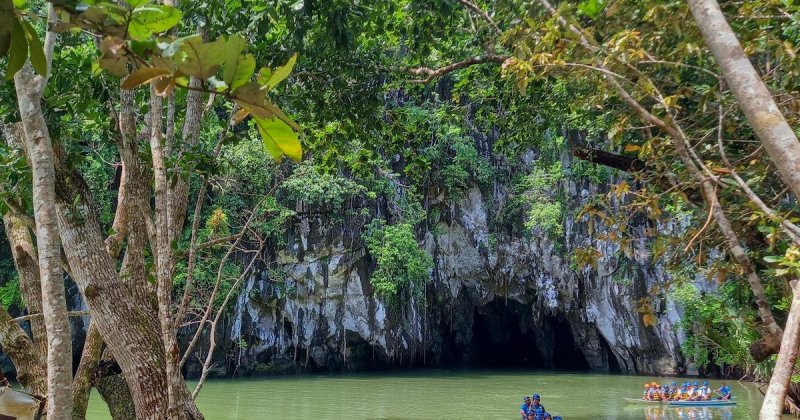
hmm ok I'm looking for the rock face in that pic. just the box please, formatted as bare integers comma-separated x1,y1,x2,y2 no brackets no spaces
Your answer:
184,151,686,378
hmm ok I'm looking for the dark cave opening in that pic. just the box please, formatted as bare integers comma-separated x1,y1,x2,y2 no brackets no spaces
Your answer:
470,300,590,371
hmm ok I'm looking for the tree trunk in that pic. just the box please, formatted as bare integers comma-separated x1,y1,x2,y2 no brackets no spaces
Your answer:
71,324,102,420
761,280,800,419
0,306,46,394
688,0,800,414
1,124,47,389
51,144,203,419
688,0,800,200
14,64,73,420
96,373,136,420
148,87,187,418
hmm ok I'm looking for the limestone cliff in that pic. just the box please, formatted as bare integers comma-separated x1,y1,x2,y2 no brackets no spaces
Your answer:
184,150,686,378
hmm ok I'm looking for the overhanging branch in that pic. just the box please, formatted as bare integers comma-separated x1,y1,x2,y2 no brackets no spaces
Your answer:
408,55,509,83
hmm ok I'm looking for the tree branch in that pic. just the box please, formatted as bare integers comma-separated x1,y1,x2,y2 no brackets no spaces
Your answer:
408,55,509,83
454,0,502,35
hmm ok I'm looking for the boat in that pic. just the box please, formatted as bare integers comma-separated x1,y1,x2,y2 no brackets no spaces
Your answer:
623,397,664,405
667,399,736,407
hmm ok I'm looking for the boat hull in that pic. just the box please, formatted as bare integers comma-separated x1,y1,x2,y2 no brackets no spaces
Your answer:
667,400,736,407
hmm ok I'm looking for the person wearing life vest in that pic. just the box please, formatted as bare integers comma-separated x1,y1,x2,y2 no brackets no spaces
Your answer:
716,383,732,400
530,394,547,420
670,381,680,400
520,395,533,419
680,383,691,400
690,381,703,401
699,381,711,400
642,384,651,400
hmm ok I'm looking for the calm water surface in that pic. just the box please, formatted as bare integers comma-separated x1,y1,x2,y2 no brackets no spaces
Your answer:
85,370,766,419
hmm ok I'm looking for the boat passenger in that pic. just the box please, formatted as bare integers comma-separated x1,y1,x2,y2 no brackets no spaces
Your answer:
699,381,711,400
526,413,536,420
688,381,701,401
520,396,533,419
716,383,732,400
530,394,547,420
650,382,659,400
680,383,691,400
642,384,651,400
670,382,680,400
542,413,553,420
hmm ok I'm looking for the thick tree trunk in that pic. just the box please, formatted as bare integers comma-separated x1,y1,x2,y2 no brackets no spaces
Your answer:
0,306,46,394
51,146,201,419
688,0,800,201
14,64,73,420
761,280,800,419
1,124,47,391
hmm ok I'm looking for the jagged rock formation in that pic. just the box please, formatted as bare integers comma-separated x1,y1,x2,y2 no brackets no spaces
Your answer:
183,152,686,378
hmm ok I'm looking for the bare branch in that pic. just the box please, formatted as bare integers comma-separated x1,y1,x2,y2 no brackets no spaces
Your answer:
408,55,509,84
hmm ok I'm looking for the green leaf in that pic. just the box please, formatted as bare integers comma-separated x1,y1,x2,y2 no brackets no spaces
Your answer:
256,66,272,85
254,117,302,162
124,0,148,8
128,5,182,41
11,0,24,7
223,35,255,91
158,34,199,57
264,53,297,90
763,256,782,263
578,0,605,19
20,19,46,77
176,37,227,80
6,19,28,80
121,66,170,90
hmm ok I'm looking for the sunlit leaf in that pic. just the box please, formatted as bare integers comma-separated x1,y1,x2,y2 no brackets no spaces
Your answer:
128,5,182,41
124,0,148,8
255,117,302,162
223,35,255,91
624,144,640,152
21,20,46,77
158,34,199,57
6,19,28,80
264,53,297,90
176,37,226,80
121,66,170,90
256,66,272,85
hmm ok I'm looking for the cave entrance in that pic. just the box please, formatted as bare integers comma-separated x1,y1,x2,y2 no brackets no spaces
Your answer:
471,300,590,371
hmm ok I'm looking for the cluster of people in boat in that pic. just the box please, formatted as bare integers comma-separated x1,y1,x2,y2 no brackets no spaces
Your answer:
642,381,733,401
518,394,561,420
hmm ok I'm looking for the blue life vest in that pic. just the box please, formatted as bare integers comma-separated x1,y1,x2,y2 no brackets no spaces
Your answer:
531,404,546,420
520,402,533,417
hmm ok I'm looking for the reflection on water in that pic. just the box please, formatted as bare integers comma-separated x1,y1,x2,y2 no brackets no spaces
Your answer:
641,406,734,420
85,370,764,419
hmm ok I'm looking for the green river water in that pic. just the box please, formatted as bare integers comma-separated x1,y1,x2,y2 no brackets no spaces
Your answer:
85,370,766,419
